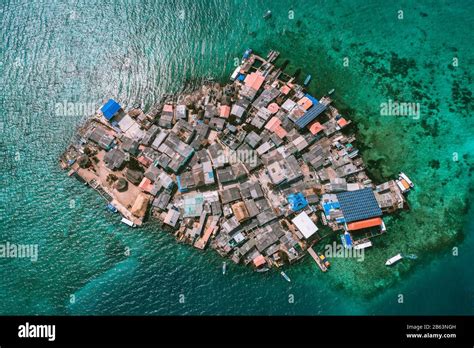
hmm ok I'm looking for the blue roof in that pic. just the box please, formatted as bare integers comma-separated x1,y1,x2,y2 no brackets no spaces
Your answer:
304,93,319,105
176,176,188,193
295,103,327,128
287,193,308,211
323,201,340,216
336,188,382,223
101,99,121,120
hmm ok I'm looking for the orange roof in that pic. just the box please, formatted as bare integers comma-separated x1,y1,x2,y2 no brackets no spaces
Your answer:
244,72,265,91
137,156,152,167
265,117,281,132
308,121,325,135
347,217,383,231
163,104,173,113
337,117,348,127
220,105,231,118
274,126,288,139
298,97,313,110
253,255,266,267
267,102,280,114
400,179,410,189
280,85,291,95
138,177,154,192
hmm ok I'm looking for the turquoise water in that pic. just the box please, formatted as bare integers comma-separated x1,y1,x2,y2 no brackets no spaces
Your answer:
0,0,473,315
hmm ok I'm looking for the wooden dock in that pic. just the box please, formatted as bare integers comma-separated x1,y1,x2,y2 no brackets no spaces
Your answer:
308,247,327,272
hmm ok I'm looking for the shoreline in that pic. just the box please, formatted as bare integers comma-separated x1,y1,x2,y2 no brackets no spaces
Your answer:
59,49,414,274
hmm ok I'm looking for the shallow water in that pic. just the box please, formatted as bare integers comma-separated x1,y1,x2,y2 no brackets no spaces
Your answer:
0,0,473,314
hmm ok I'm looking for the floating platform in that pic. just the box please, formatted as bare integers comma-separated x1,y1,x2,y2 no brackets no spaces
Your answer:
308,247,328,272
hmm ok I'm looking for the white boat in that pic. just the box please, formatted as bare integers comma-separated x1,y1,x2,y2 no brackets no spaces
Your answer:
280,271,291,282
354,240,372,250
121,217,136,228
385,253,403,266
399,172,414,188
396,179,410,193
222,261,227,275
230,66,240,80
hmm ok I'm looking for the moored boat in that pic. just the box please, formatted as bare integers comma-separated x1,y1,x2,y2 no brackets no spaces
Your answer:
399,172,414,188
121,217,136,228
280,271,291,282
222,261,227,275
403,253,418,260
396,172,414,193
304,74,312,86
385,253,403,266
256,267,269,273
319,253,330,268
106,203,118,213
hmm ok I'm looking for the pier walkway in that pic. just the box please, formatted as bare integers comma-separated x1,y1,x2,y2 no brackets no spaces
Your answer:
308,247,327,272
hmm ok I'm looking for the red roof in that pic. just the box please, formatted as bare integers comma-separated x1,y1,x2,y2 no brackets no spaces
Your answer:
308,121,325,135
244,72,265,91
298,97,313,110
163,104,173,113
138,177,154,192
265,117,281,131
253,255,266,267
267,103,280,114
347,217,383,231
274,126,288,139
137,156,152,167
220,105,230,118
337,117,348,127
280,85,291,95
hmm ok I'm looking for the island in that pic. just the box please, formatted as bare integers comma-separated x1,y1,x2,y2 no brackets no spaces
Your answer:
59,49,413,273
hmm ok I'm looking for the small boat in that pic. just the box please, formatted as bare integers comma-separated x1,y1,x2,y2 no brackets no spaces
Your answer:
121,217,136,228
242,48,252,60
280,271,291,282
319,254,330,268
256,267,270,273
320,212,328,225
385,253,403,266
304,74,312,86
399,172,414,188
328,88,335,95
396,172,414,194
106,203,118,213
222,261,227,275
263,10,272,19
403,254,418,260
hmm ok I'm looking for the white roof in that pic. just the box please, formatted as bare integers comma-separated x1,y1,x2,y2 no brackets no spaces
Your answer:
125,122,145,142
164,209,180,227
292,212,318,239
281,99,297,112
118,114,135,132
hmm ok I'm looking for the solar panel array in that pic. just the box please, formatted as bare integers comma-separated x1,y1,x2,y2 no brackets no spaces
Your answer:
336,188,382,223
295,103,327,128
